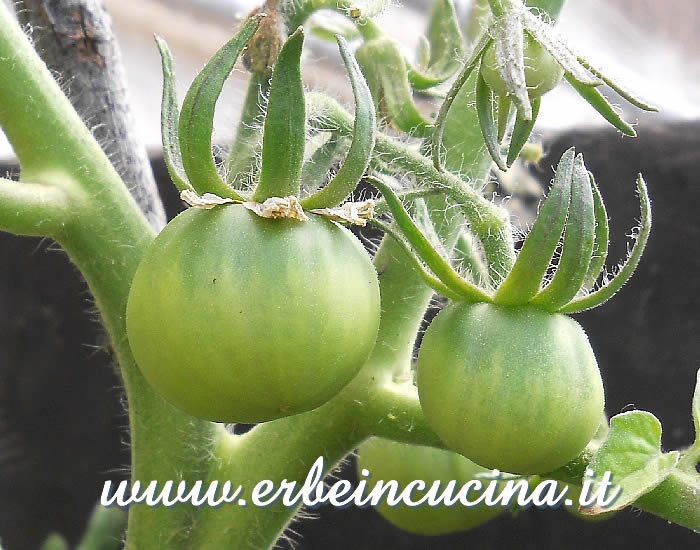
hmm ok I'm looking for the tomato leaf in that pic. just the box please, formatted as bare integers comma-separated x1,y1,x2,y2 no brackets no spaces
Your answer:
408,0,465,89
525,0,565,21
582,411,680,515
559,174,651,313
301,36,376,209
179,15,263,200
582,174,609,290
255,27,306,201
494,147,574,305
531,153,595,311
355,37,432,137
476,71,507,172
368,176,492,303
154,35,193,193
564,75,637,137
431,31,492,171
496,95,512,143
506,97,540,167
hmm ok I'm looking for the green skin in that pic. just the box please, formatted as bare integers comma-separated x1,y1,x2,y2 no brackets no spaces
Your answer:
417,302,604,474
480,35,565,99
126,205,381,423
356,438,505,535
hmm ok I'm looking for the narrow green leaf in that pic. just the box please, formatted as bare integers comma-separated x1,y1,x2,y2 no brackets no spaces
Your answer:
506,96,540,167
565,74,637,137
522,10,601,87
677,369,700,473
355,37,432,137
531,153,595,311
39,534,69,550
373,189,441,216
494,147,574,305
370,219,464,301
431,31,492,171
560,174,651,313
476,70,508,171
583,174,609,290
497,95,512,143
577,57,658,112
495,10,532,120
255,27,306,201
693,370,700,446
154,35,193,193
368,176,493,303
179,15,263,199
408,0,465,89
584,411,680,515
301,36,375,209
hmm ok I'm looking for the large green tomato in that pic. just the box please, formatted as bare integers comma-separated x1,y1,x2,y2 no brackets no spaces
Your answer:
480,34,564,99
356,438,504,535
416,302,604,474
126,205,380,423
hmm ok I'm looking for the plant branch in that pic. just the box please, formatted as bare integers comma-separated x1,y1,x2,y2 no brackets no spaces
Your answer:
0,177,75,236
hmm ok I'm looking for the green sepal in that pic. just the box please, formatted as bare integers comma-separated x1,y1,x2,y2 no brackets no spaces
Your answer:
494,147,574,305
531,154,595,311
309,12,361,43
558,174,651,313
301,36,376,209
583,411,680,515
370,218,464,301
576,57,658,112
154,35,193,193
431,31,492,171
522,10,601,87
368,176,492,303
497,95,512,143
506,96,540,167
77,504,128,550
476,70,508,171
676,369,700,473
565,74,637,137
525,0,565,21
493,10,532,120
408,0,465,89
300,133,343,193
454,230,489,287
254,27,306,201
582,174,609,290
355,37,432,137
179,15,263,199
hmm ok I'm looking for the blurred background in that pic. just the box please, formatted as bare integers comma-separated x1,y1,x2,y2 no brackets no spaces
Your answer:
0,1,699,549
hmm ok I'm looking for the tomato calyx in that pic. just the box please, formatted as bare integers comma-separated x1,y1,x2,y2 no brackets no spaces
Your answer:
431,2,657,172
179,189,376,226
371,147,651,314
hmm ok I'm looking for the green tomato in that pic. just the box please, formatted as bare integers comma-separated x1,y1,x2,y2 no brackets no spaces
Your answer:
126,205,380,423
480,35,564,99
416,302,604,475
356,438,504,535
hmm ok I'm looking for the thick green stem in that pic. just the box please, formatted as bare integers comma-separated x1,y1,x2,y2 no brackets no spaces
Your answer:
0,6,217,547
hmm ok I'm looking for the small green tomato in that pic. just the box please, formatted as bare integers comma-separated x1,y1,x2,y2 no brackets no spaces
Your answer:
480,35,564,99
416,302,604,475
356,438,504,535
126,205,381,423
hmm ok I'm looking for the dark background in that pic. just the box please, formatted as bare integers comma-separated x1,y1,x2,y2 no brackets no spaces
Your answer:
1,119,698,548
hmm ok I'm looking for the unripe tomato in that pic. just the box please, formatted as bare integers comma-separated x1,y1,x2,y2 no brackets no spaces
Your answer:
126,205,380,422
416,302,604,474
480,34,564,99
356,438,504,535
